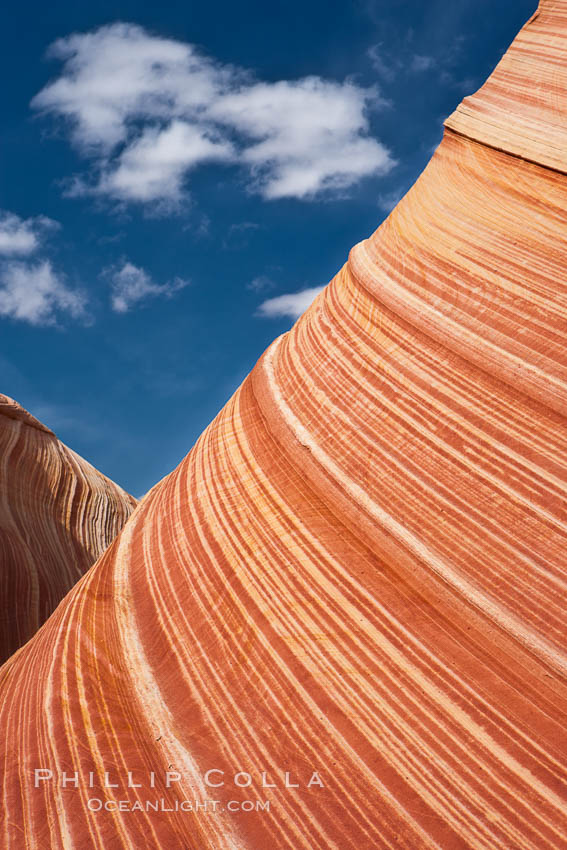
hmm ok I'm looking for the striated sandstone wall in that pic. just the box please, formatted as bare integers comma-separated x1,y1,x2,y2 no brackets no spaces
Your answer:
0,394,137,663
1,1,566,847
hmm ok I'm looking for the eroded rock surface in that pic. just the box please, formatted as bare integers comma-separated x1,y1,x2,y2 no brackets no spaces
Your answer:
0,394,136,662
1,2,566,847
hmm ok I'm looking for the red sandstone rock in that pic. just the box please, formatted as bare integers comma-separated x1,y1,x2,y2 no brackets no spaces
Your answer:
0,394,136,663
1,2,567,847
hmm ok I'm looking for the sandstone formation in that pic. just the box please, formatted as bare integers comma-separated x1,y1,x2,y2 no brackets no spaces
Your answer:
1,1,567,847
0,394,137,663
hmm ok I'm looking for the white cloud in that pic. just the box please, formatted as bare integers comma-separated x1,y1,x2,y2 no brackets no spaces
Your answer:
32,24,395,205
107,261,189,312
0,211,58,256
210,79,393,199
257,285,325,320
83,121,233,204
0,212,81,327
0,261,86,325
32,23,230,151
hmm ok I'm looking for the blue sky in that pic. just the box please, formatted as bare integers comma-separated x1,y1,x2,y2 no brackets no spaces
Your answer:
0,0,535,497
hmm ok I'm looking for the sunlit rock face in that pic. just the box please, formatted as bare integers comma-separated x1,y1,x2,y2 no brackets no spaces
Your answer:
2,2,567,847
0,394,137,663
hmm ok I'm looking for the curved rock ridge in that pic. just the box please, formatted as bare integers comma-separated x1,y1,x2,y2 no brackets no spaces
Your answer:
0,394,54,434
0,394,137,663
446,0,567,172
2,2,567,848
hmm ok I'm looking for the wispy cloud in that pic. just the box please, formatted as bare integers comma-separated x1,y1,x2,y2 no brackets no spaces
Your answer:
377,186,409,213
223,220,260,250
410,54,435,72
0,260,87,326
0,211,59,256
368,44,435,81
26,401,101,441
367,23,477,99
105,260,189,312
367,45,397,82
32,23,395,207
439,71,478,93
247,274,275,293
257,285,325,320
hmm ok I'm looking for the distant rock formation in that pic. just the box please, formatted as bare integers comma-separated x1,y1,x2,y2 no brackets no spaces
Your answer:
0,394,136,663
1,2,566,847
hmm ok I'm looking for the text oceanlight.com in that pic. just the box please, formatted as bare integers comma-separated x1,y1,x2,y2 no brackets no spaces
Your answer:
33,768,324,813
87,798,271,813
